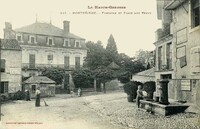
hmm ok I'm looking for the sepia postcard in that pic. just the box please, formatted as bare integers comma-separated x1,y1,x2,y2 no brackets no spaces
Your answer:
0,0,200,129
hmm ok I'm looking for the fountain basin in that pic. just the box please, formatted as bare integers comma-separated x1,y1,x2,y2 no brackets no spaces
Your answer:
140,100,189,116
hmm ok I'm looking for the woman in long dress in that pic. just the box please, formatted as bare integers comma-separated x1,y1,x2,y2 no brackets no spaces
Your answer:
35,87,41,107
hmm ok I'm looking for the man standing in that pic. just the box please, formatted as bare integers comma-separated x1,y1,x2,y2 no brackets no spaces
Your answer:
35,87,41,107
26,89,31,101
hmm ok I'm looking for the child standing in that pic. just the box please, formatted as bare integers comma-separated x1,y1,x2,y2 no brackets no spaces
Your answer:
136,85,144,108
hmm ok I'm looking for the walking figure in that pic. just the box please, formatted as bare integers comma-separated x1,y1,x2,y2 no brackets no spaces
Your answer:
35,87,41,107
136,85,144,108
78,87,82,97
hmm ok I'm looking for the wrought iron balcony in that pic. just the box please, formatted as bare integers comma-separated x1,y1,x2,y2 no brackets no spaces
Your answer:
22,63,82,70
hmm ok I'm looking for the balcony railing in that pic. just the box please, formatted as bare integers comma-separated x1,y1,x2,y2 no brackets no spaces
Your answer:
22,63,82,70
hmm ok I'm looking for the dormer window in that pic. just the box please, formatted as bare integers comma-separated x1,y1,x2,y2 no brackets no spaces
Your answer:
47,37,54,46
28,35,37,44
16,33,23,42
64,39,70,47
75,41,80,48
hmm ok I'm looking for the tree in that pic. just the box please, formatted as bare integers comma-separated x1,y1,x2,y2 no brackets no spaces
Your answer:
94,66,117,93
118,53,146,74
84,41,110,70
72,68,93,88
106,34,119,64
106,34,118,55
135,49,154,69
41,67,65,85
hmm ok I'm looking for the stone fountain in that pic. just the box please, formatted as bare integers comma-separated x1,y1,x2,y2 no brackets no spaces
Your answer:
140,79,189,116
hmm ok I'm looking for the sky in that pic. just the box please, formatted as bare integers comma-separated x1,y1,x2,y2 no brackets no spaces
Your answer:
0,0,161,57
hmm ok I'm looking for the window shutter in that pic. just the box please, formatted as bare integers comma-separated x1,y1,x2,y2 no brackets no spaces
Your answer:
191,47,200,74
29,54,35,68
1,59,5,72
75,57,80,69
28,35,30,43
64,56,70,69
4,82,8,93
46,37,48,45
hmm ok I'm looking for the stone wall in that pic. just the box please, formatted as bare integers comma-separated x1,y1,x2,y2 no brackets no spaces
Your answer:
1,50,22,94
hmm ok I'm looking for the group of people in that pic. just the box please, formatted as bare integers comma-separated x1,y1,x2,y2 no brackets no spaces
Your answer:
25,86,142,108
25,87,82,107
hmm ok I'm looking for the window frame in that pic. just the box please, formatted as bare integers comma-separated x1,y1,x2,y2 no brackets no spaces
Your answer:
64,39,70,47
191,0,200,28
16,33,23,42
0,82,9,94
47,54,53,64
75,41,81,48
47,37,54,46
28,35,37,44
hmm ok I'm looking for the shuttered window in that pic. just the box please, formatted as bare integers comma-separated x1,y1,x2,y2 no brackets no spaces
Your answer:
75,57,80,69
190,47,200,74
64,56,70,69
1,59,5,72
29,54,35,68
166,43,172,69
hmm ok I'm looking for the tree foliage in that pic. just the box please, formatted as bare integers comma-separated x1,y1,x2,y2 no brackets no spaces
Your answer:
72,68,93,88
106,34,119,64
84,41,110,70
135,49,154,69
41,67,65,85
106,34,118,55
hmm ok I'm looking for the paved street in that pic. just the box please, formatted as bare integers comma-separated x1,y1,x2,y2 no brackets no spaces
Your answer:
1,92,200,129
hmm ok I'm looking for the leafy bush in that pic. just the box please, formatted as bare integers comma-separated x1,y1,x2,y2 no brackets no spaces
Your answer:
123,81,143,98
72,68,93,88
41,67,65,85
118,72,131,84
143,81,156,99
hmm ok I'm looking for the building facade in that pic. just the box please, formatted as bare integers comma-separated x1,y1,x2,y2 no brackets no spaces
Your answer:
155,0,200,107
4,21,87,90
1,39,22,96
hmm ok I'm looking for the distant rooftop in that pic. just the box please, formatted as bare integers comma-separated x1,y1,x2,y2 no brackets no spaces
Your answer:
132,68,155,82
15,22,84,40
1,39,21,51
24,76,56,84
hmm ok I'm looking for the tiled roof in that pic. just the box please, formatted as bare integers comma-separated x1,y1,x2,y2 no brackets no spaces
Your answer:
1,39,21,50
24,76,56,84
15,22,84,40
108,62,120,69
132,68,155,82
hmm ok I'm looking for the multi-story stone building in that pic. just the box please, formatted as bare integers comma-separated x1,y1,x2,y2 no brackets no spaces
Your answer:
4,20,87,90
154,0,200,107
1,39,22,96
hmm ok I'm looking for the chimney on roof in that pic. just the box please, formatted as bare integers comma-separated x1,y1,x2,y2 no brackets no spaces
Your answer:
5,22,12,30
4,22,15,39
63,20,70,33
